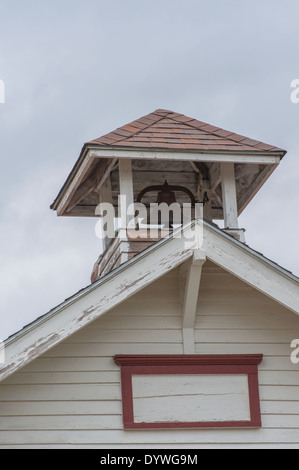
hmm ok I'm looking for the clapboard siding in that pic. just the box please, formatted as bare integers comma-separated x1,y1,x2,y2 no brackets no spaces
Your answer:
19,355,298,373
0,413,298,431
0,384,121,401
2,429,299,445
4,371,120,385
1,262,299,448
2,444,299,449
0,401,122,416
44,343,184,357
64,329,183,343
17,357,119,372
5,369,299,386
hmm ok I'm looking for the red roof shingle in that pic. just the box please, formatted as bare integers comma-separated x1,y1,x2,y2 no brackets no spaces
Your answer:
87,109,285,154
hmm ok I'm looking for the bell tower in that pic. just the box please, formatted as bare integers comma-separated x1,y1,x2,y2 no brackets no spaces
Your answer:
51,109,286,282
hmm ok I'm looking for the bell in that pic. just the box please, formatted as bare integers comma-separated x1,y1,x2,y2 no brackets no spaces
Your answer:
156,181,177,205
136,180,196,229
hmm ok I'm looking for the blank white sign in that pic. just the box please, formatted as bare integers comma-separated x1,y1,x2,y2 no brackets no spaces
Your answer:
132,374,251,423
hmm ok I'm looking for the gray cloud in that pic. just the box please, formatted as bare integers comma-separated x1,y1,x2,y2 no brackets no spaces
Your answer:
1,0,299,339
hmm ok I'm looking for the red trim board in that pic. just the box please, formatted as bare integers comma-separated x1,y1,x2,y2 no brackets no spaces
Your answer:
114,354,263,430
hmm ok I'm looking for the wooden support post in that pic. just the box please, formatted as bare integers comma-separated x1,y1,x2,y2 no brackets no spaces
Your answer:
98,177,114,251
182,250,206,354
220,163,245,242
118,159,134,258
220,162,239,229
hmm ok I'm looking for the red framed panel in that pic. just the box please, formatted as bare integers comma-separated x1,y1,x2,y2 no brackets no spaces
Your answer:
114,354,263,430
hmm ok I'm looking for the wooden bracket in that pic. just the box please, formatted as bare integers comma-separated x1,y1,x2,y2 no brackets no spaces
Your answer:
182,250,206,354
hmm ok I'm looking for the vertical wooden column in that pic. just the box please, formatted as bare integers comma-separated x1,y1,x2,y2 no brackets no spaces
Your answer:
118,159,134,260
220,163,239,229
220,163,245,242
98,177,114,251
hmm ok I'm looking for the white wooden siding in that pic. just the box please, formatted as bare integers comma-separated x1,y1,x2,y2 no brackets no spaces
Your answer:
1,263,299,448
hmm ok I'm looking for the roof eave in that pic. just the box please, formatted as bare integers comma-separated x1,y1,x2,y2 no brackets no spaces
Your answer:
51,143,286,214
87,143,287,157
50,143,90,211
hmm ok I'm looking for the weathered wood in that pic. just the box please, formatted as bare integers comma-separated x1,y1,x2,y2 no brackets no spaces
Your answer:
118,159,134,243
65,206,102,217
3,428,299,446
4,371,120,385
200,178,213,220
44,342,183,357
66,158,116,214
132,159,193,172
67,176,98,213
190,161,209,180
99,176,114,206
132,374,251,423
203,223,299,314
182,250,206,353
195,343,292,355
0,384,121,401
57,152,94,216
0,415,124,431
0,400,122,416
2,220,299,387
95,228,172,281
220,162,239,229
212,185,223,207
209,162,221,191
0,227,195,382
1,252,299,447
238,164,278,213
89,148,282,165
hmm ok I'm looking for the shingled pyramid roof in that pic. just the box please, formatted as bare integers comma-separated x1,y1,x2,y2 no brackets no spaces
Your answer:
88,109,285,154
51,108,286,217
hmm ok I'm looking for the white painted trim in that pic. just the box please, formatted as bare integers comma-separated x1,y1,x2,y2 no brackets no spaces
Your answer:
53,148,282,216
118,159,134,243
220,162,239,229
0,225,197,382
57,153,93,216
238,164,278,213
182,329,195,354
97,178,114,250
182,250,206,354
88,147,282,165
203,224,299,315
1,220,299,383
57,158,116,217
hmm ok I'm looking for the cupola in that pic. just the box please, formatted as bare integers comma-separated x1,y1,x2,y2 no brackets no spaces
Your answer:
51,109,286,282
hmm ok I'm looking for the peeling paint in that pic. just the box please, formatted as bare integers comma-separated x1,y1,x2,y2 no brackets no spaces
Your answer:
0,363,16,377
117,273,149,296
26,334,61,361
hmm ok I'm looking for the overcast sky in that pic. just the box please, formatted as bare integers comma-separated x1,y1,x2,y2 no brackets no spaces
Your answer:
1,0,299,340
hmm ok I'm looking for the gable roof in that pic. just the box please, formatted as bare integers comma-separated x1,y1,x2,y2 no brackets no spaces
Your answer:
88,109,286,154
1,220,299,383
